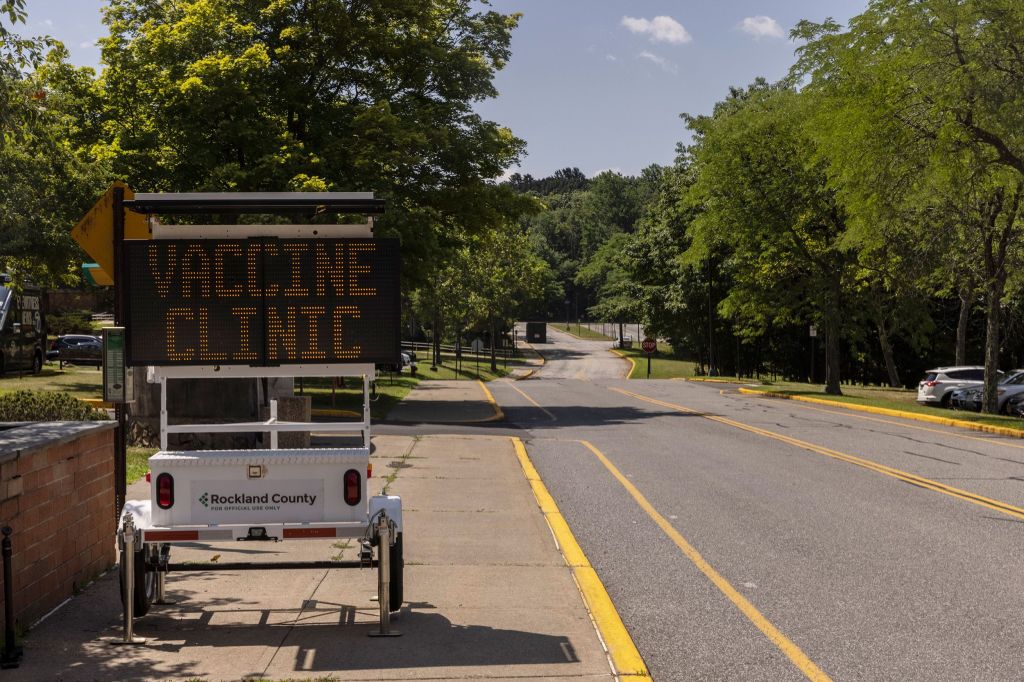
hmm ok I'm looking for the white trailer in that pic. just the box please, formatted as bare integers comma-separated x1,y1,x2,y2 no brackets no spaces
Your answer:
109,192,404,643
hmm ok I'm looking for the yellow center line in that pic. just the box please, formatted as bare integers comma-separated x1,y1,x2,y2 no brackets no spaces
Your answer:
737,391,1024,453
578,439,832,682
499,379,557,421
610,386,1024,522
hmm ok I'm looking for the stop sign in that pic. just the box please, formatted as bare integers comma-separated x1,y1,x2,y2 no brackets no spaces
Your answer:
641,338,657,354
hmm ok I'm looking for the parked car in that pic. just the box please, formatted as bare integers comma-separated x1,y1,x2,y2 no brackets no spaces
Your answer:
1006,393,1024,418
52,334,102,368
953,370,1024,413
917,366,993,407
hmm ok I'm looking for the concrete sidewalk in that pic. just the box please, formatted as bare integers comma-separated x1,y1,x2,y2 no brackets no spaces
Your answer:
6,435,614,681
387,380,501,424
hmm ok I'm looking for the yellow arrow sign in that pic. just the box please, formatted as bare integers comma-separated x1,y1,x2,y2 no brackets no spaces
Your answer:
71,181,149,283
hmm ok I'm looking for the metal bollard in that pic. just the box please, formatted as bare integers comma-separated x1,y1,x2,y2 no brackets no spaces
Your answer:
1,527,22,668
113,515,145,645
368,513,400,637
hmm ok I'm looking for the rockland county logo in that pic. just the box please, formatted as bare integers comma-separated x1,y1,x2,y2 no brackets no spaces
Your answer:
197,490,317,509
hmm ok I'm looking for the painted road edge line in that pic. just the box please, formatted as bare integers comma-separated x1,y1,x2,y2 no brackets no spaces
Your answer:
609,348,636,380
738,387,1024,439
477,379,505,422
614,386,1024,523
511,437,650,679
578,439,832,682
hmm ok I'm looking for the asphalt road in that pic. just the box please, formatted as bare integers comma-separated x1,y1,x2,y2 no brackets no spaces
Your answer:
488,326,1024,681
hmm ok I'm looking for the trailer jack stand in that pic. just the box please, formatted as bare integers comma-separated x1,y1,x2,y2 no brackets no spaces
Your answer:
368,512,400,638
112,515,147,645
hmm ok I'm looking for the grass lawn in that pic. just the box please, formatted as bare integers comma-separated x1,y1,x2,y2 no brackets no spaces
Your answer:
743,382,1024,430
128,447,157,484
298,375,418,420
614,344,698,379
0,363,102,400
549,323,612,341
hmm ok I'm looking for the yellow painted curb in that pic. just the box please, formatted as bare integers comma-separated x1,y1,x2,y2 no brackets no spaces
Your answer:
477,379,505,422
81,398,113,409
310,407,361,418
511,438,650,678
738,387,1024,439
609,349,637,379
680,377,739,384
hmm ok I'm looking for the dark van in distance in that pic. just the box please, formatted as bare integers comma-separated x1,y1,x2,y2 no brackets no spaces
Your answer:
0,280,46,375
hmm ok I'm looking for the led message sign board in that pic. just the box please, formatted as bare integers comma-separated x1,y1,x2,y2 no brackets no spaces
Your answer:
125,238,400,367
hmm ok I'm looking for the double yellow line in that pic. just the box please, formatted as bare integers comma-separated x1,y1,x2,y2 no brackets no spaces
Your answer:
611,387,1024,523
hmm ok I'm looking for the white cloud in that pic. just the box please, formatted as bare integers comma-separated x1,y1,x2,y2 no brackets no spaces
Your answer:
79,39,97,48
606,54,617,62
42,19,53,27
638,51,677,74
621,15,691,45
739,16,785,39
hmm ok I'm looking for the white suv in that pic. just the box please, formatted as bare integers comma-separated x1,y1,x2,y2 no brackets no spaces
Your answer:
917,366,988,407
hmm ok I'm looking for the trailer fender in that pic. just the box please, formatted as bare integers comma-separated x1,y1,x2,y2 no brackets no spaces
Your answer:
119,499,153,532
369,495,402,534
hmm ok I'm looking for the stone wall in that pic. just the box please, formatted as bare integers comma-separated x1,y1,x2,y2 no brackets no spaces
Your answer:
0,421,117,633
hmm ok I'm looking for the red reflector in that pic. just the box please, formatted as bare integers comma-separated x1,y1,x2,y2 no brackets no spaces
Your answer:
344,469,361,506
145,471,151,483
284,528,336,539
144,530,198,542
156,472,174,509
367,463,373,479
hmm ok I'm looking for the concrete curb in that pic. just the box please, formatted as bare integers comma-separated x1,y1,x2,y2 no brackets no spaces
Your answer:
477,379,505,422
511,438,650,678
609,349,636,380
310,407,361,418
738,387,1024,439
515,339,546,380
678,377,741,384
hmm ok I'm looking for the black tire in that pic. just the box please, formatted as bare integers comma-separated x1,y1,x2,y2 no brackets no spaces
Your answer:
389,533,403,610
119,545,156,618
31,351,42,375
940,392,952,408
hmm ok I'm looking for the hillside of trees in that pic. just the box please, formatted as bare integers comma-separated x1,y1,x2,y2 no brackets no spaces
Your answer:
510,1,1024,412
2,0,1023,411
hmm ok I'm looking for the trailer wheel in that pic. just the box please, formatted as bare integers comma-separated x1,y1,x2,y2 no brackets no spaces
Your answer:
389,533,403,609
119,545,156,617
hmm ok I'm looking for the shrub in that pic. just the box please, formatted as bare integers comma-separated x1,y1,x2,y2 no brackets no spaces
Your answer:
46,310,94,335
0,390,109,421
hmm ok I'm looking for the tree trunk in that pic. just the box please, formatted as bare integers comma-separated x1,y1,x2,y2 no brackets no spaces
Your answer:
982,279,1004,413
489,317,497,373
877,322,901,388
956,286,972,366
618,322,624,349
432,309,441,367
824,313,842,395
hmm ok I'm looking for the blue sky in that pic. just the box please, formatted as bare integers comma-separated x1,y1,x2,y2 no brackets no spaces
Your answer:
25,0,866,179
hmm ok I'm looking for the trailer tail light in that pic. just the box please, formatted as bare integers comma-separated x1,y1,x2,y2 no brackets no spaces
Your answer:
156,473,174,509
343,469,361,506
367,463,373,478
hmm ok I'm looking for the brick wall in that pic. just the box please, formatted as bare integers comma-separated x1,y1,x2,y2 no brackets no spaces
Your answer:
0,422,117,633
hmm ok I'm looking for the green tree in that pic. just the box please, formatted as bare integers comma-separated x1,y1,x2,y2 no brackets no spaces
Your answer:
795,0,1024,410
98,0,529,288
0,4,107,285
684,80,855,394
